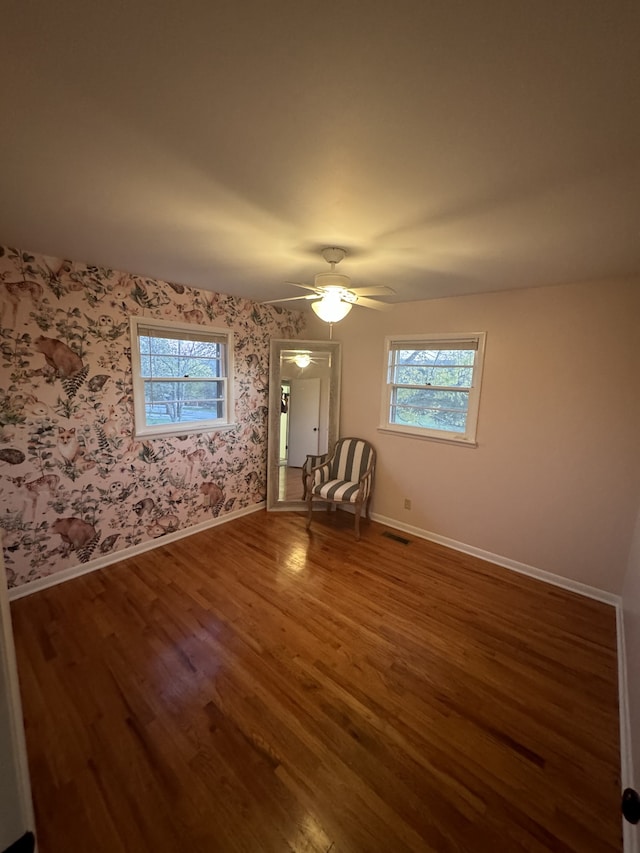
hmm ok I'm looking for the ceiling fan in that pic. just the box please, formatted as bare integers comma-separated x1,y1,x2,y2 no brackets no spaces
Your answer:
264,247,395,322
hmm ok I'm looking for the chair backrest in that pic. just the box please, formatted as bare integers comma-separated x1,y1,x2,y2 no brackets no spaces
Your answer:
330,438,375,482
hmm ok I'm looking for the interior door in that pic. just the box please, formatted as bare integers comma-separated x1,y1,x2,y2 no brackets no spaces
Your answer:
287,377,321,467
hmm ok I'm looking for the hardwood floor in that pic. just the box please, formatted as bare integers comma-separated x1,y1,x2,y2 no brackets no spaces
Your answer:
11,510,622,852
278,465,306,501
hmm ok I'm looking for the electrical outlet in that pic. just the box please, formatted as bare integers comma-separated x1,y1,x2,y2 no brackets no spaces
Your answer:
404,498,411,510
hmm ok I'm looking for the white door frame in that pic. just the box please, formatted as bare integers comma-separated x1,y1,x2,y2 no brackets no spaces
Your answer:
0,547,36,850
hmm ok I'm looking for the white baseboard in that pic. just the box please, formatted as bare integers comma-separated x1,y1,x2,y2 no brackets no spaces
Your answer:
8,502,265,601
371,512,620,607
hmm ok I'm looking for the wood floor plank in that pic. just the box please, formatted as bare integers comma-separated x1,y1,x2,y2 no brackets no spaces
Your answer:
11,510,622,852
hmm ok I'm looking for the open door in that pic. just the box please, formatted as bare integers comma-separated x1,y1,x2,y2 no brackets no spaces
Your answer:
287,377,321,467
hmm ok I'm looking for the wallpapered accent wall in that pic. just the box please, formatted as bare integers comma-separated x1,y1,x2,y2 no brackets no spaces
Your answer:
0,246,304,589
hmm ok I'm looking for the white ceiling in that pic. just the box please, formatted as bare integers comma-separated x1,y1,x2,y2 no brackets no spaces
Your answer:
2,1,640,306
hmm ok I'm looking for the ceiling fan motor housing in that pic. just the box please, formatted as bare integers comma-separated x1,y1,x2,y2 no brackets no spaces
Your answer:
314,272,351,290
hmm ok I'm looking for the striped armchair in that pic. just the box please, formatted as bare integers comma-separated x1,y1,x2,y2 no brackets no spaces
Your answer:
305,437,376,540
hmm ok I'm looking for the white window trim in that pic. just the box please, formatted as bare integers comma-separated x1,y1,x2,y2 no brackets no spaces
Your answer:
130,316,235,439
379,331,486,446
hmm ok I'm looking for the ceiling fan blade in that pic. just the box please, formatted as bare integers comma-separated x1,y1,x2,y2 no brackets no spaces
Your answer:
349,285,396,297
353,295,393,311
285,281,320,293
262,294,316,304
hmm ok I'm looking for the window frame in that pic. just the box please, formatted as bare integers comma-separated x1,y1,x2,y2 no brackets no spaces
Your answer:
379,332,486,446
130,316,235,439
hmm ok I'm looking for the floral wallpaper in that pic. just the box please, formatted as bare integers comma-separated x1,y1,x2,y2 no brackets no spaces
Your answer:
0,246,304,589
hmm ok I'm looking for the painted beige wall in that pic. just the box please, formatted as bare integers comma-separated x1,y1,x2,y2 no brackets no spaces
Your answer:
309,279,640,593
623,505,640,791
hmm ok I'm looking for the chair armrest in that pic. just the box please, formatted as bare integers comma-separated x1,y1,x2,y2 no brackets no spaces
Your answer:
303,453,332,496
303,453,330,498
304,453,329,474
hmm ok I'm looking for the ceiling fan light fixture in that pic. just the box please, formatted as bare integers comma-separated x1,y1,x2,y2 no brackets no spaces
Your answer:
311,293,353,323
293,353,312,368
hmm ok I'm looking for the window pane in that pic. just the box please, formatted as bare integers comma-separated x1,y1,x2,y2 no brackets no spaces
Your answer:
139,334,224,379
392,349,474,383
392,348,475,366
390,387,469,432
395,388,469,410
393,364,473,387
143,380,225,425
143,354,222,379
390,405,467,433
143,335,221,357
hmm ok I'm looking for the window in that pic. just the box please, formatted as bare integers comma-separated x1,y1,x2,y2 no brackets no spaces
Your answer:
130,317,234,438
380,332,486,445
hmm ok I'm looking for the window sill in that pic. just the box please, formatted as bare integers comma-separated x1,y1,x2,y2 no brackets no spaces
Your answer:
134,422,236,440
377,426,478,448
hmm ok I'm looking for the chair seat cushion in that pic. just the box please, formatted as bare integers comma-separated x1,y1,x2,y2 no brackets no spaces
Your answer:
311,479,361,502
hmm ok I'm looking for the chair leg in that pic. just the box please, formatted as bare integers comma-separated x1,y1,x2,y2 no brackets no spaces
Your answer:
306,496,314,530
354,504,362,540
